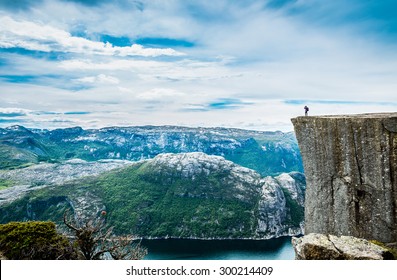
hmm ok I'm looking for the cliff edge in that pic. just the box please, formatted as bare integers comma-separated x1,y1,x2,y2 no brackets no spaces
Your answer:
292,113,397,243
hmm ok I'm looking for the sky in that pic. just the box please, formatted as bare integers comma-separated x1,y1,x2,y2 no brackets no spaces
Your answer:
0,0,396,131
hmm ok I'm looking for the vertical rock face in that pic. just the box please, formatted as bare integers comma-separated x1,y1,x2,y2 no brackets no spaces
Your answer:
291,113,397,243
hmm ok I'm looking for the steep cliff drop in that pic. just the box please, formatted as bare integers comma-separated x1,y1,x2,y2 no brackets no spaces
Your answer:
291,113,397,243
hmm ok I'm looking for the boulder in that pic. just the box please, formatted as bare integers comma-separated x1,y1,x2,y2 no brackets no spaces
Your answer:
292,233,395,260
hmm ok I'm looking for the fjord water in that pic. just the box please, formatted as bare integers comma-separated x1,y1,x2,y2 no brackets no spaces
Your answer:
142,236,295,260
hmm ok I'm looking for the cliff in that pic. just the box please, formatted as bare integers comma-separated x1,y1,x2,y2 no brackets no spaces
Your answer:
291,113,397,243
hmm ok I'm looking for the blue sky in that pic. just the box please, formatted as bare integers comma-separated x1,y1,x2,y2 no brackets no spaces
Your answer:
0,0,396,131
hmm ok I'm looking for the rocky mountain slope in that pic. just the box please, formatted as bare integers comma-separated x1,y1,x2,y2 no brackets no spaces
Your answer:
0,125,303,176
0,152,305,239
0,159,133,206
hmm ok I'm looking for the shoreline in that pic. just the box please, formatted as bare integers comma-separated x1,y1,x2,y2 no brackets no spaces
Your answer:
134,233,302,242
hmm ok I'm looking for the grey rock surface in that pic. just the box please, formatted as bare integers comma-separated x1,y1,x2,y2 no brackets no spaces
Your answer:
257,173,305,237
292,233,394,260
292,113,397,243
0,159,133,206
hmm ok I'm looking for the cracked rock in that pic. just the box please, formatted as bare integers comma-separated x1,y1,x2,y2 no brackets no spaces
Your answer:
292,233,395,260
292,113,397,243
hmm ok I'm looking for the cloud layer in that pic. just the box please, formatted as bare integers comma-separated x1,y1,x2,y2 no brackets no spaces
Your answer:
0,0,396,131
0,16,185,57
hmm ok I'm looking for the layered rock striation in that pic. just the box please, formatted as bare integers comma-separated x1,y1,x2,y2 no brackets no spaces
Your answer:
292,113,397,243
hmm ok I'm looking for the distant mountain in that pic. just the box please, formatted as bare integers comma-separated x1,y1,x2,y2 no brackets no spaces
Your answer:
0,125,303,176
0,153,305,239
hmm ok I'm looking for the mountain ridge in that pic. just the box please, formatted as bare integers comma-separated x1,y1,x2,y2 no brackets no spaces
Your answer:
0,125,303,176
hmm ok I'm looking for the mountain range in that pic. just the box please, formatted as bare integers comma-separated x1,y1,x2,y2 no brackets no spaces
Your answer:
0,125,305,239
0,125,302,176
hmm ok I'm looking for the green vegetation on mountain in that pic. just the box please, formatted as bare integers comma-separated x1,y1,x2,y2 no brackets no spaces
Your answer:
225,135,301,176
0,179,13,190
97,164,257,237
0,164,256,238
0,153,305,239
0,143,37,170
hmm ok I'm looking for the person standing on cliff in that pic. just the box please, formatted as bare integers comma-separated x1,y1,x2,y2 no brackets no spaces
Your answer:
304,106,309,116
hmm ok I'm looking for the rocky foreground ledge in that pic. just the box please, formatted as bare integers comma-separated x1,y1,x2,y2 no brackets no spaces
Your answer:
292,233,395,260
291,113,397,243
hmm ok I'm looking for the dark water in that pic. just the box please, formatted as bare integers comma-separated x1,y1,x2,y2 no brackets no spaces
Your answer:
142,236,295,260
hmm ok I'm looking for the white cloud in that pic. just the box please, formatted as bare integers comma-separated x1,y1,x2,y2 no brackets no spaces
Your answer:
136,88,185,100
0,16,185,57
75,74,120,85
0,107,32,116
58,58,164,71
59,58,239,84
